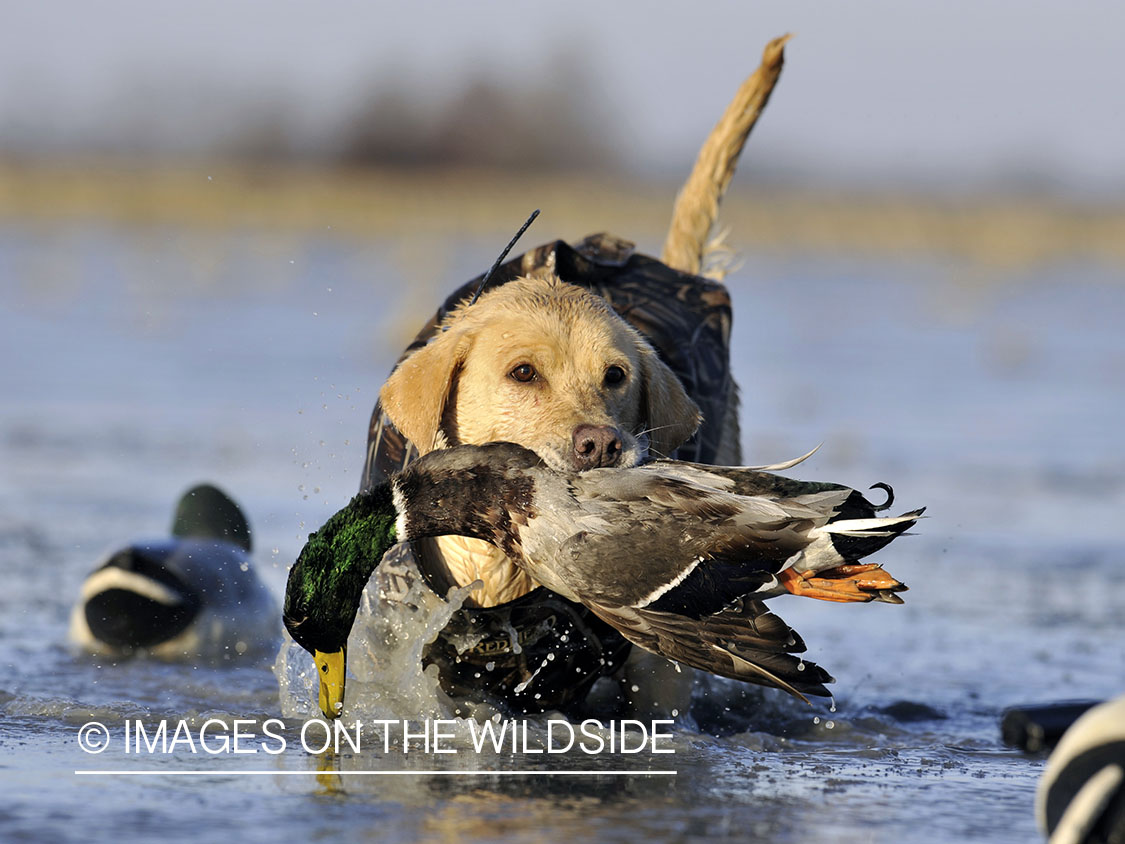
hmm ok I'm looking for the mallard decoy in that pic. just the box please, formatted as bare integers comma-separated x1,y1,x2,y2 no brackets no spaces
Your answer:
284,442,922,719
70,484,279,660
1037,695,1125,844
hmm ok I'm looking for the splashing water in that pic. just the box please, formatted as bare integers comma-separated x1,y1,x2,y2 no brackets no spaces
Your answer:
6,228,1123,843
276,544,479,721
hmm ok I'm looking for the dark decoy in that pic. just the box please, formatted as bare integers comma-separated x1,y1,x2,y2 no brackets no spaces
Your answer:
70,484,279,660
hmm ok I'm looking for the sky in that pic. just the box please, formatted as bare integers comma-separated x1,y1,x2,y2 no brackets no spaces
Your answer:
1,1,1123,194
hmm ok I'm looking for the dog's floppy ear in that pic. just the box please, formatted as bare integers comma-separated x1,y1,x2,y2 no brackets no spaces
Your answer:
638,347,702,459
380,327,471,453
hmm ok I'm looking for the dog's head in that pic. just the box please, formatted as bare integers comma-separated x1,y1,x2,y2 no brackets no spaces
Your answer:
380,275,701,471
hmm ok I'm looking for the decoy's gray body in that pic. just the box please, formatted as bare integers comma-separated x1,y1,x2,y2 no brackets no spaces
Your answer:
70,484,279,661
388,443,923,701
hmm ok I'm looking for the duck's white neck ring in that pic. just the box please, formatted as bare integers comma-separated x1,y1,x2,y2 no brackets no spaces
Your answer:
390,478,409,543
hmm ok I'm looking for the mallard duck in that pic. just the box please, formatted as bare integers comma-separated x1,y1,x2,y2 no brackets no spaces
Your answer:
70,483,279,660
284,442,922,719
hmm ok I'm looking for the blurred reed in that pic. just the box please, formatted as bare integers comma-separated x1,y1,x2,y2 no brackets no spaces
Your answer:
1,161,1123,274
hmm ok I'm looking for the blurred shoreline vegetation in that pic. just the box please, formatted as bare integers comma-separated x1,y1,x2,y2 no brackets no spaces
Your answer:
2,161,1123,277
332,54,619,173
1,57,1123,276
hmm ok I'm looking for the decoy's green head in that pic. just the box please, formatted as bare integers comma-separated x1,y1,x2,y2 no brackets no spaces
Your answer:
283,483,398,719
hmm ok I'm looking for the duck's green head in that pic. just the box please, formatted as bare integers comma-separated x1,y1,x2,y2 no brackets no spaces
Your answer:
283,482,398,719
282,442,545,718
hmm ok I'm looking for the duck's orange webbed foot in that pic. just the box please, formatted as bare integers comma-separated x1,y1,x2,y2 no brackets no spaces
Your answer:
778,564,908,604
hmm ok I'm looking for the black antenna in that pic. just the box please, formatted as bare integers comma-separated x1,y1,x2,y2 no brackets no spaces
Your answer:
467,209,540,306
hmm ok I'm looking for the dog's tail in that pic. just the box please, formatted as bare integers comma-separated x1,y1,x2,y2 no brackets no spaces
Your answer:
661,34,792,280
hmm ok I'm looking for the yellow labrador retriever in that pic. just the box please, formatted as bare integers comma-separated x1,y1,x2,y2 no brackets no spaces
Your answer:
380,275,704,606
376,36,790,712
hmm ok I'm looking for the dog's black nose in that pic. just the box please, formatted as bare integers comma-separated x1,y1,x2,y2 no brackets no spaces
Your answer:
571,424,623,470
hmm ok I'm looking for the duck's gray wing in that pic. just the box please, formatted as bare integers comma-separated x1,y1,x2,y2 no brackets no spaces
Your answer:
623,462,924,567
640,458,918,519
584,595,834,702
526,471,824,613
638,459,863,513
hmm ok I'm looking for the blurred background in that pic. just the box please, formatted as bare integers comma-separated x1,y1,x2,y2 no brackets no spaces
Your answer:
3,0,1123,659
1,3,1123,841
2,0,1122,612
3,0,1122,541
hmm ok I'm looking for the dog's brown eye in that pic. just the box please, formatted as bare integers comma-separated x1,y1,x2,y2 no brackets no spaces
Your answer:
604,365,627,387
510,364,537,383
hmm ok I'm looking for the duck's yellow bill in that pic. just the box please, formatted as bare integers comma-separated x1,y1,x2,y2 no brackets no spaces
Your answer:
314,648,346,720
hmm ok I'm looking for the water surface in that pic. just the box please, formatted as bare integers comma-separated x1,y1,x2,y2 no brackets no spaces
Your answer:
2,223,1122,843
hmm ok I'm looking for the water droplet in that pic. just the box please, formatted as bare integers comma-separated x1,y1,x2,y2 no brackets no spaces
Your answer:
671,709,680,717
813,716,821,725
825,720,835,730
631,685,640,693
797,661,806,672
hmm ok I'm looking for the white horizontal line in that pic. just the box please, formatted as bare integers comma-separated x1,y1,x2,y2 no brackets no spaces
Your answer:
76,769,677,777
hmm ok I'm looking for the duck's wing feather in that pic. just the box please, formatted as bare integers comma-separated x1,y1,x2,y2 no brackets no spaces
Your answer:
638,460,860,511
622,461,925,567
586,596,834,702
745,445,822,472
535,477,825,610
